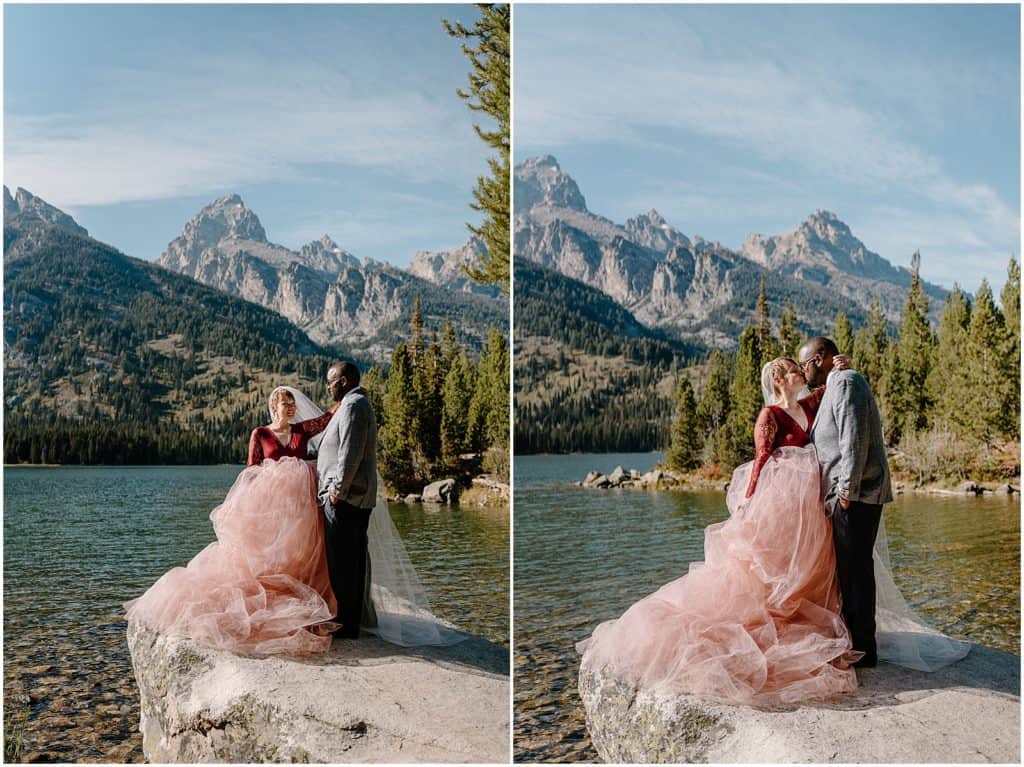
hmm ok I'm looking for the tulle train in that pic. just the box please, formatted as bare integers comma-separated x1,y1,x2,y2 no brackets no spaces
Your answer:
125,457,337,656
578,446,859,705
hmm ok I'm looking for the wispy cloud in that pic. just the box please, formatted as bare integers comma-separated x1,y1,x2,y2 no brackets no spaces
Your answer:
6,52,489,209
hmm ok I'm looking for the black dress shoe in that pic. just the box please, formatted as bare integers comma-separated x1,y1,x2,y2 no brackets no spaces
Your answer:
332,628,359,639
853,654,877,668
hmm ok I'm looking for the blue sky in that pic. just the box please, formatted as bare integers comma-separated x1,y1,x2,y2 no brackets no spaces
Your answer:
5,4,491,266
515,4,1020,294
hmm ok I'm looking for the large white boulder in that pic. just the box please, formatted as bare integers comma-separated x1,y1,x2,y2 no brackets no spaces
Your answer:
127,621,509,763
578,643,1019,763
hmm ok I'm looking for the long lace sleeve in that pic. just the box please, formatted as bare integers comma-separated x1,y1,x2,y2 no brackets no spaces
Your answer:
295,402,339,437
745,407,778,498
246,429,264,467
800,385,827,419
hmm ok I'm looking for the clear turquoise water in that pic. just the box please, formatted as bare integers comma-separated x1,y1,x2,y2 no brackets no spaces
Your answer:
513,453,1021,763
3,465,509,762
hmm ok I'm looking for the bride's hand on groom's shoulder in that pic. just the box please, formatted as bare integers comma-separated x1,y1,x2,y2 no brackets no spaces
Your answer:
834,354,852,371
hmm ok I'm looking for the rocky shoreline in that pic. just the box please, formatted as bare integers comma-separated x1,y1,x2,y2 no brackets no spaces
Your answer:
577,464,1019,497
389,475,510,507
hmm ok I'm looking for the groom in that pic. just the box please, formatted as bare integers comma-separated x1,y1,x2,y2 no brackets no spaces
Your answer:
317,361,378,639
799,336,892,667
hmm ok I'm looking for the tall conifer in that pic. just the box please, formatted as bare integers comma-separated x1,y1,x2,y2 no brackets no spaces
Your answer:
443,5,510,292
666,376,700,471
832,311,854,356
927,285,971,431
852,298,889,390
778,301,802,358
891,251,933,440
966,280,1009,448
722,327,763,467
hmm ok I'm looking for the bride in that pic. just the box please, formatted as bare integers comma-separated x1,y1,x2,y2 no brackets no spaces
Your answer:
125,385,460,655
577,357,969,705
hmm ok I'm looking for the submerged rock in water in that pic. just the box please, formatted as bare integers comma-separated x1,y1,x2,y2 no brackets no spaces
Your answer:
127,620,509,763
578,643,1019,763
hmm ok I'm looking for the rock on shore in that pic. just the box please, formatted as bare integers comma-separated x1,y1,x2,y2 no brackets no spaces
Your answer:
579,643,1019,763
127,621,509,763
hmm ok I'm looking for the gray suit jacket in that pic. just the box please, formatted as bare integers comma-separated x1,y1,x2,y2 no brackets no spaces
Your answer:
811,369,893,506
316,387,378,509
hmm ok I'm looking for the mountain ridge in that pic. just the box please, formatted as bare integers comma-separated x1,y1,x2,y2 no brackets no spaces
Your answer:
156,194,506,359
514,156,947,346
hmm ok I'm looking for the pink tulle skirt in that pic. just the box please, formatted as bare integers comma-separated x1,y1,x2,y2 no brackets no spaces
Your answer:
125,457,337,656
578,446,858,705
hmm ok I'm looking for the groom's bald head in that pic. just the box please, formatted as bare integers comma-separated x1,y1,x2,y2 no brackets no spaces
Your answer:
327,361,360,401
798,337,838,388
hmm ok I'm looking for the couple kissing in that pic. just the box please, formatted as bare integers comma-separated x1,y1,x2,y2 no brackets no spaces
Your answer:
578,337,969,705
126,361,459,655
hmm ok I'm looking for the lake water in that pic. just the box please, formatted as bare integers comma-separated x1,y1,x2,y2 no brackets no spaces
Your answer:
513,452,1021,763
3,465,509,763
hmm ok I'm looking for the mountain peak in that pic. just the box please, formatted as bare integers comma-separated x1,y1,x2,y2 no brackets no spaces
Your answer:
514,155,588,213
623,208,690,251
644,208,666,226
190,194,267,244
800,210,854,243
4,186,89,236
520,154,561,171
296,233,359,273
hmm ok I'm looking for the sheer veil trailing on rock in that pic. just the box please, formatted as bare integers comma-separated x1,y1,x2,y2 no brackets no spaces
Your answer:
284,387,464,647
758,365,970,671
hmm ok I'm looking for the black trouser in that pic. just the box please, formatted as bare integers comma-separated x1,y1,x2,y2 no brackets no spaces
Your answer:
830,498,883,658
323,498,373,638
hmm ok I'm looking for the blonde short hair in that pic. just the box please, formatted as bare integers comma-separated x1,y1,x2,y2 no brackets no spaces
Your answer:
268,386,295,414
767,357,798,396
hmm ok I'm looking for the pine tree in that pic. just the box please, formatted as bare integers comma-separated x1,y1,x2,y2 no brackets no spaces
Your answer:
721,327,763,467
754,276,780,365
440,349,476,468
440,318,459,369
443,4,510,293
778,301,802,359
468,328,510,477
890,252,933,441
666,376,700,471
832,311,854,356
1000,257,1020,438
966,280,1009,449
696,351,731,446
414,340,443,468
409,293,424,364
378,344,418,489
852,297,889,391
876,343,900,445
927,285,971,431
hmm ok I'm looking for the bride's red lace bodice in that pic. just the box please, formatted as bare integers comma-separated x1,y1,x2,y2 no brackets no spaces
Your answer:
745,386,825,498
246,406,337,466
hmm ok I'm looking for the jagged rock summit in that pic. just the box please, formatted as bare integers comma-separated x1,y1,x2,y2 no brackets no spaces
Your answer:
408,236,499,296
514,154,588,212
741,209,946,307
4,185,89,236
159,194,325,274
579,643,1019,763
127,620,509,763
